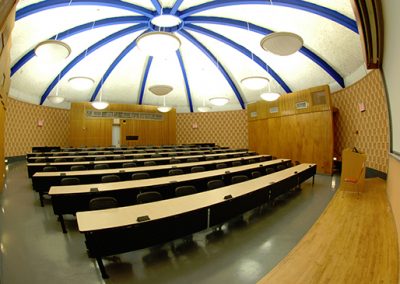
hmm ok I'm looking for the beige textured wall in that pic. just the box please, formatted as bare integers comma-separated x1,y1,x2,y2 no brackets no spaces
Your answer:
5,97,70,157
331,70,389,173
177,110,248,149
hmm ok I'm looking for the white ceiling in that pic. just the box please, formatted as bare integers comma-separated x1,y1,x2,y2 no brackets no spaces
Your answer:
10,0,366,112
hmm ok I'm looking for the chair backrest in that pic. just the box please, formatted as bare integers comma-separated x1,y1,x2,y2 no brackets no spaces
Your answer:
89,197,118,210
218,155,228,160
168,168,184,176
260,156,268,162
101,174,120,183
122,162,136,168
43,166,57,172
95,156,107,161
113,156,125,160
54,158,67,163
60,177,80,186
34,158,46,163
277,164,287,171
251,171,262,178
248,159,257,164
175,185,197,197
231,175,249,184
151,154,162,158
207,179,225,190
205,156,215,161
186,158,199,163
265,168,275,175
136,191,162,204
144,161,157,166
73,157,85,162
232,161,242,167
170,159,181,164
94,164,109,170
191,166,205,173
71,165,86,171
216,163,227,169
131,172,150,180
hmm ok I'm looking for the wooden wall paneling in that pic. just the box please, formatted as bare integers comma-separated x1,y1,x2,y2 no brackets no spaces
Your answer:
70,103,176,147
247,85,333,174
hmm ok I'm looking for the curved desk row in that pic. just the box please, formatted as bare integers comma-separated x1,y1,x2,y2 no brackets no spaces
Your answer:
27,150,251,178
77,163,317,279
32,154,267,205
27,148,238,163
28,145,224,158
49,158,289,233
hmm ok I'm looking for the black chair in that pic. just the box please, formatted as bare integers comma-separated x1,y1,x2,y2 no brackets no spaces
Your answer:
277,164,287,171
248,159,257,164
169,168,184,176
151,154,162,158
101,175,120,183
122,162,136,168
73,157,86,162
251,171,262,178
216,163,227,169
94,164,109,170
207,179,225,190
136,191,162,204
170,159,181,164
89,197,118,210
54,158,66,162
191,166,205,173
186,158,199,162
60,177,80,186
132,172,150,180
34,158,46,163
113,156,125,160
71,165,86,171
218,155,228,160
231,175,249,184
205,156,215,161
144,161,157,166
260,156,268,162
175,185,197,197
43,166,57,172
232,161,242,167
135,155,144,159
95,157,107,161
265,168,275,175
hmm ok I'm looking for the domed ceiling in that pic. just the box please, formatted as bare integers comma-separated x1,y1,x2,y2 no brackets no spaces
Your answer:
10,0,365,113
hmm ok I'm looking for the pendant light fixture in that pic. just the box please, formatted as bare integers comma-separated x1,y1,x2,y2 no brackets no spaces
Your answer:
137,6,181,57
34,0,73,61
241,22,269,90
48,73,65,104
197,95,211,112
91,77,109,110
260,65,281,101
260,0,303,56
157,96,172,113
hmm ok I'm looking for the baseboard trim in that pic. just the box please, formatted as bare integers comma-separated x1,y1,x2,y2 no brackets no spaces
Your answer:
365,167,387,180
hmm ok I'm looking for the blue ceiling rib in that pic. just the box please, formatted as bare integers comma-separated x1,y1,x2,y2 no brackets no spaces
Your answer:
138,57,153,105
178,29,246,109
90,30,148,102
11,16,149,76
150,0,162,15
170,0,185,15
179,0,358,33
185,17,344,88
176,50,194,112
16,0,154,20
40,23,147,105
185,24,290,93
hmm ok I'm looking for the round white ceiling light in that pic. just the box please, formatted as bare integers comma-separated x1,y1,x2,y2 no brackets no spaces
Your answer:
260,92,281,102
241,76,270,90
34,39,71,61
260,32,303,56
151,15,182,27
209,97,230,106
91,101,109,110
157,106,172,113
148,85,173,96
48,96,65,104
68,76,95,91
137,32,181,57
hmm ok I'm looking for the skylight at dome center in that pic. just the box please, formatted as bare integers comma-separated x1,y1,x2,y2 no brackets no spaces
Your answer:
151,15,182,28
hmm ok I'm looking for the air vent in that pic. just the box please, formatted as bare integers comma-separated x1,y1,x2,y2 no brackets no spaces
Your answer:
269,107,279,113
296,101,308,109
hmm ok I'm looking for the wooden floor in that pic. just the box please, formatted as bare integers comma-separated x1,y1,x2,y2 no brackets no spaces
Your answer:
258,178,399,284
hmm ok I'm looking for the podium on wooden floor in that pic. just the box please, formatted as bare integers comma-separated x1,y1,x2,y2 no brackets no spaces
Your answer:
340,148,366,195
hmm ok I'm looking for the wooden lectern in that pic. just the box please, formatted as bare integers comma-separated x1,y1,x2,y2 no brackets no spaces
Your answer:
340,148,367,195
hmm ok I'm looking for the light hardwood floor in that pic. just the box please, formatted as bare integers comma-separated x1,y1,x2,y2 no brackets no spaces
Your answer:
258,178,398,284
